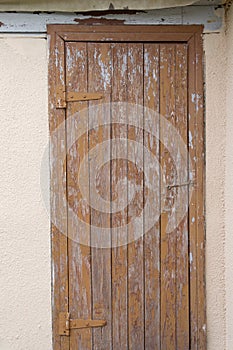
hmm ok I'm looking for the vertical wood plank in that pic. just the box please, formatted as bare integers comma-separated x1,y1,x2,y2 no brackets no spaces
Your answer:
56,35,70,350
188,32,206,350
65,42,92,350
88,42,112,350
49,31,61,350
111,43,128,350
49,33,69,350
160,44,176,350
195,32,206,350
175,43,189,349
127,43,144,350
188,36,198,350
143,44,160,350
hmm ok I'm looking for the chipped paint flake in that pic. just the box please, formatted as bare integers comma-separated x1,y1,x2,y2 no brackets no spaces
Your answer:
189,252,193,264
189,131,193,149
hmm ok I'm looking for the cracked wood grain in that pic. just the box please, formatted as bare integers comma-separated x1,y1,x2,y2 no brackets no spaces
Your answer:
66,41,92,350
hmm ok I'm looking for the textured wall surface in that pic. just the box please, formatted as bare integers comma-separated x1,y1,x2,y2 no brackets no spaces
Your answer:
0,38,51,350
0,20,231,349
225,6,233,350
0,8,225,33
0,0,205,12
204,30,227,350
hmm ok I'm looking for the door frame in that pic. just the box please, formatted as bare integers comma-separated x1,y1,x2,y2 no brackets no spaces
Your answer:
47,24,206,350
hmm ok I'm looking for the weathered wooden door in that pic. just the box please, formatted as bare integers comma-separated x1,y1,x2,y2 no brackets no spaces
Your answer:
48,25,205,350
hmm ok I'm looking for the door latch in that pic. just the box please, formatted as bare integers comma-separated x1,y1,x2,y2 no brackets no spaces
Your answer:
166,180,195,191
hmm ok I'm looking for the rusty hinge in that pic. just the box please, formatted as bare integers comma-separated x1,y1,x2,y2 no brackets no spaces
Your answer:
59,312,107,336
56,91,104,108
66,92,103,102
56,86,66,108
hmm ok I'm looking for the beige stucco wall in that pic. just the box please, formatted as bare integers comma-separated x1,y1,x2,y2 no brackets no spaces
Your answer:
0,37,51,350
225,5,233,350
0,18,232,349
204,30,227,350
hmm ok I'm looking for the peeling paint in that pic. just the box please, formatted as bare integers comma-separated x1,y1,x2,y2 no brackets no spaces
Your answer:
0,6,224,33
0,0,224,12
189,131,194,149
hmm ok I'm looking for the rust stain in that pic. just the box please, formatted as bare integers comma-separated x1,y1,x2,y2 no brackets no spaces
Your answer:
74,17,125,25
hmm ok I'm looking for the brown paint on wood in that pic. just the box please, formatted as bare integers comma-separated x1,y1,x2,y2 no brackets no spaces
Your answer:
160,44,177,350
195,32,206,349
65,41,92,350
60,32,193,42
56,34,70,350
49,33,69,350
47,24,203,35
48,24,205,350
175,43,189,349
188,35,198,350
88,42,112,350
111,43,128,349
127,43,144,350
188,32,206,350
55,36,66,109
143,43,161,350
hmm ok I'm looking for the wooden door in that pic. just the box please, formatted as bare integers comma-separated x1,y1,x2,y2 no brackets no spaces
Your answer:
48,25,206,350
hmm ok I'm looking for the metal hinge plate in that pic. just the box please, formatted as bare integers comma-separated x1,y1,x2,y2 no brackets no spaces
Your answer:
56,91,103,108
66,92,103,102
59,312,107,336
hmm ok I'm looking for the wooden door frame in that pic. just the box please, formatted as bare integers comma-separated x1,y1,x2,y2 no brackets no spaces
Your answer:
48,24,206,350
